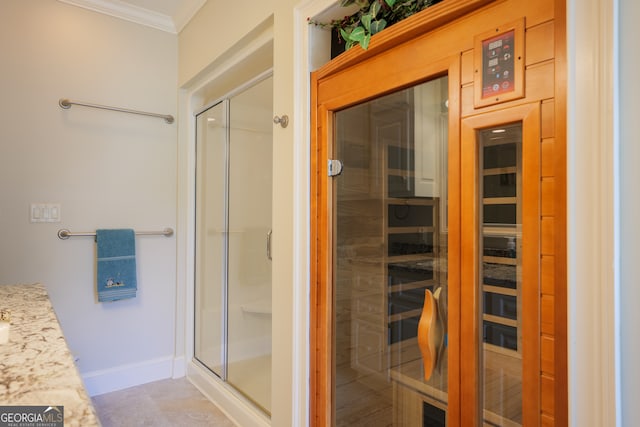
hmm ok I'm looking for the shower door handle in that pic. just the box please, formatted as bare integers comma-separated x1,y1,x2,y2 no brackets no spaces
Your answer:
267,229,272,261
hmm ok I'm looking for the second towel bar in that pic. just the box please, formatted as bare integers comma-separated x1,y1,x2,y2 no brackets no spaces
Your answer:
59,98,174,124
58,228,174,240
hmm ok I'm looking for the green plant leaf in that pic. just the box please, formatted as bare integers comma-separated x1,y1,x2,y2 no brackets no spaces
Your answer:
360,14,372,32
331,0,443,51
370,19,387,35
348,26,366,43
360,34,371,50
369,0,382,18
340,27,351,41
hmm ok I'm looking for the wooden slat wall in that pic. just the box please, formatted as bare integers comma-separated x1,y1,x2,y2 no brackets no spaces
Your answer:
458,3,563,424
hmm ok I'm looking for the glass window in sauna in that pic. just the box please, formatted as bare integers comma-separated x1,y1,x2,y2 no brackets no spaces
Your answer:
478,123,522,425
333,76,449,426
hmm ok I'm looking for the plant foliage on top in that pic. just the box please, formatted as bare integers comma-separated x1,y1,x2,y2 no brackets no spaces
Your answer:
310,0,443,51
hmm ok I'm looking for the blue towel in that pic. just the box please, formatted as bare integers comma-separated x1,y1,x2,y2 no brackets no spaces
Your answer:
96,229,137,302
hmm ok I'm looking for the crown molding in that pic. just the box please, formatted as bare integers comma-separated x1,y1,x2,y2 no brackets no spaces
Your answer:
57,0,177,33
173,0,206,33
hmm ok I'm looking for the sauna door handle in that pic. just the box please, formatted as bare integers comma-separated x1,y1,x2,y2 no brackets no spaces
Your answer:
267,229,272,261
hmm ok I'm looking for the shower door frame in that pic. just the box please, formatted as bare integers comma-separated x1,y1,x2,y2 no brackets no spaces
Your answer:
194,96,230,381
193,68,274,413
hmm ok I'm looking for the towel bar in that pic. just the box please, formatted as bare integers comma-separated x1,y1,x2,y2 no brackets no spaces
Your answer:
59,98,174,124
57,228,173,240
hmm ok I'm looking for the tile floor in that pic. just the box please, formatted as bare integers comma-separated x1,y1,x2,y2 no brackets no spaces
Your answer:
92,377,235,426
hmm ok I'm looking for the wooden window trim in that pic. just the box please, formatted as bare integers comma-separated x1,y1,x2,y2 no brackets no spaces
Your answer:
460,102,541,425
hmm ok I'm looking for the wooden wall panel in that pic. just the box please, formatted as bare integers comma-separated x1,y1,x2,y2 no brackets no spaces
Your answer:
541,373,556,415
541,255,555,296
541,217,555,256
465,0,555,31
461,50,474,85
526,62,556,102
526,21,555,66
542,101,555,139
460,85,474,117
542,413,555,426
522,0,556,27
542,178,555,217
461,62,554,117
541,336,555,374
542,139,555,177
541,295,555,335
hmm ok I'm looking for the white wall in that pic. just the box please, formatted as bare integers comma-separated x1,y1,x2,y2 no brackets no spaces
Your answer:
619,0,640,425
0,1,178,395
567,0,640,425
178,1,301,426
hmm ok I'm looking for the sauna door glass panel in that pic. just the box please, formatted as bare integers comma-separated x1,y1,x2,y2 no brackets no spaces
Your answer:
334,76,448,426
226,76,273,414
479,123,522,425
194,101,227,378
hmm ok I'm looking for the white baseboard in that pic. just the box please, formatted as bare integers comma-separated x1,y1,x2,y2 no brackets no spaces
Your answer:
187,361,270,427
172,355,186,378
83,356,177,396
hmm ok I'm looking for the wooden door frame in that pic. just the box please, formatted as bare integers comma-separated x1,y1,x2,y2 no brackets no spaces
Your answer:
310,48,462,427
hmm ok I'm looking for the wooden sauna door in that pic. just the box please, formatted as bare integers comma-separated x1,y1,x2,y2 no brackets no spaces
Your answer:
311,49,463,424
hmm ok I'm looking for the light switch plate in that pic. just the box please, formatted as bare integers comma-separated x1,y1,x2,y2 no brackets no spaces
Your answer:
30,203,61,223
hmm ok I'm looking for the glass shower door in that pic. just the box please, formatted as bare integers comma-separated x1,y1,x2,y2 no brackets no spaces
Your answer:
194,74,273,415
195,101,227,379
227,76,273,413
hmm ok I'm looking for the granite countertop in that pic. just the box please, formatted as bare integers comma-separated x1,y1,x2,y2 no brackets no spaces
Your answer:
0,283,100,426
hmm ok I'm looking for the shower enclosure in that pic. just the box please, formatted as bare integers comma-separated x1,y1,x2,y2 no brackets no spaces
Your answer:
194,74,273,414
